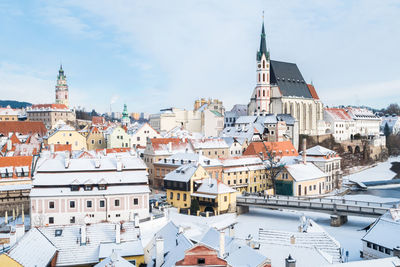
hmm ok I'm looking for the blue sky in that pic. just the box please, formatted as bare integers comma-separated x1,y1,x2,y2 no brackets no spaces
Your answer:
0,0,399,114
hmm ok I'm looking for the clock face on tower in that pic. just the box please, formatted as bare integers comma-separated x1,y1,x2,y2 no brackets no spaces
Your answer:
258,64,261,68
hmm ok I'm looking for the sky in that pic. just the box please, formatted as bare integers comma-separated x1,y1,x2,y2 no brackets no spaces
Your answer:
0,0,399,114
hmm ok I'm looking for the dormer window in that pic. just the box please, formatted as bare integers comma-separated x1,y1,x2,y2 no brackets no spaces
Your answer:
98,184,106,190
84,185,93,191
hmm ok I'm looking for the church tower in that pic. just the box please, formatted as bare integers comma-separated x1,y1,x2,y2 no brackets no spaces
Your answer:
55,65,69,108
121,104,130,126
248,21,271,116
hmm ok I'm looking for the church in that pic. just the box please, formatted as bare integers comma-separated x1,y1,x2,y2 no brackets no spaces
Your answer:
248,22,324,135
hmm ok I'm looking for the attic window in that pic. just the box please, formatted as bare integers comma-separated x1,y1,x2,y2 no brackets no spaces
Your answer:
84,185,93,191
98,184,106,190
55,229,63,237
71,185,79,191
197,258,206,264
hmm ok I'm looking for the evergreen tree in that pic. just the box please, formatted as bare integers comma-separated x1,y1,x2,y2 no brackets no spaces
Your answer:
384,122,391,137
190,198,200,215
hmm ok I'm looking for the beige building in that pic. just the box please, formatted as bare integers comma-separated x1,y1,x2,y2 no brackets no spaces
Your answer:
194,98,224,114
45,125,87,151
276,162,327,196
86,126,106,150
189,138,229,159
0,107,19,121
27,104,75,129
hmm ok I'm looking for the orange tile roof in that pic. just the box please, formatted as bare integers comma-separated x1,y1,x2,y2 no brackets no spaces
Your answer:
95,148,131,154
92,116,105,125
0,121,47,136
43,144,72,152
151,138,188,151
31,104,68,110
307,84,319,100
325,108,352,121
243,141,298,158
0,156,33,178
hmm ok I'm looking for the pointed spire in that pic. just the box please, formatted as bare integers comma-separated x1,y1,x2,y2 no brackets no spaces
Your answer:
257,12,269,61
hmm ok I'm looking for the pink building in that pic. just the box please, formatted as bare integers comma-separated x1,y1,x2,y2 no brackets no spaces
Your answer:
30,153,150,227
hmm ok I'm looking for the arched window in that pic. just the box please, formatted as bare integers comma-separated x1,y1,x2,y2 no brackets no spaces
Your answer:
263,60,265,68
263,90,265,97
263,73,265,82
258,73,260,82
258,90,260,97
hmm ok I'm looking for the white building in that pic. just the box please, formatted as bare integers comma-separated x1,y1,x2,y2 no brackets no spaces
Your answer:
128,122,161,148
362,208,400,260
346,107,381,137
381,114,400,135
224,104,248,128
30,153,150,227
324,108,356,141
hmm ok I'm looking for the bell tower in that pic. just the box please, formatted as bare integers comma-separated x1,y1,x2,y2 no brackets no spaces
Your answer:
55,65,69,108
248,18,271,116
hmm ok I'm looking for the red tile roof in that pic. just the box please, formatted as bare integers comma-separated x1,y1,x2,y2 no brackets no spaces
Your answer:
92,116,105,125
0,121,47,136
243,141,298,158
95,148,131,154
325,108,352,121
31,104,68,110
307,84,319,100
151,138,188,151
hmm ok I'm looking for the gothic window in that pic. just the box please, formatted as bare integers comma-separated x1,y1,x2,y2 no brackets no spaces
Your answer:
263,60,265,68
263,90,265,97
258,90,260,97
258,73,260,82
263,73,265,82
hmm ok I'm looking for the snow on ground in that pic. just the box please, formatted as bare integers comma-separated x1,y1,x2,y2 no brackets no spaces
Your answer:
236,207,375,262
333,194,400,204
344,156,400,183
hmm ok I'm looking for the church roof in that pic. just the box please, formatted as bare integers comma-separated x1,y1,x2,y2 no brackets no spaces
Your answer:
270,60,312,99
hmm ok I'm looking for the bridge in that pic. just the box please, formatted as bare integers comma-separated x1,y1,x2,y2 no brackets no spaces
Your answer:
236,195,395,226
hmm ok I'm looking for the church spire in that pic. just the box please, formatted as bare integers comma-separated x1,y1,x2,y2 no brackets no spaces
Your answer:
257,15,269,61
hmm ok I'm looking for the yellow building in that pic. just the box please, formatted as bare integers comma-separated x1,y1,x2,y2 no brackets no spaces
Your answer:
0,107,19,121
220,156,270,194
86,126,106,150
275,162,327,196
192,178,237,215
164,164,237,214
45,124,87,151
164,164,208,209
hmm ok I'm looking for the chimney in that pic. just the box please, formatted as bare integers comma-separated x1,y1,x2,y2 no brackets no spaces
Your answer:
155,237,164,267
285,254,296,267
9,231,17,246
219,231,225,258
6,139,12,151
95,157,101,168
115,224,121,244
302,138,307,164
229,225,235,237
290,235,296,244
167,142,172,153
245,234,252,246
15,224,25,242
80,225,86,245
116,156,122,172
50,144,55,154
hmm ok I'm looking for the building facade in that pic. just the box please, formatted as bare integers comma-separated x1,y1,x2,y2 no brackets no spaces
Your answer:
45,125,87,151
55,65,69,108
30,155,150,227
86,126,106,150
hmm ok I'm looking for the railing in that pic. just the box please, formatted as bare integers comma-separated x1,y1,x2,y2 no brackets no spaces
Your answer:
236,195,392,216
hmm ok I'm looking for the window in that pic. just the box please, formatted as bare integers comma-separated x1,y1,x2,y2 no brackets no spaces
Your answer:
100,200,105,208
98,184,106,190
373,244,378,250
177,193,180,200
224,196,227,202
116,214,121,217
71,185,79,191
385,248,391,255
49,201,55,209
170,192,173,199
70,216,75,223
228,180,230,185
55,229,63,236
309,185,312,191
70,201,75,208
313,185,316,190
84,185,92,191
197,258,206,264
99,140,102,144
49,217,54,224
91,140,95,144
379,246,384,253
115,199,120,206
183,194,187,201
133,198,139,205
137,137,140,141
87,200,92,208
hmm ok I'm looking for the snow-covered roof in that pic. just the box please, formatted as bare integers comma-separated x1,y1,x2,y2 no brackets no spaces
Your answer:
303,145,337,157
95,252,135,267
285,163,327,182
38,222,140,266
220,156,263,167
236,116,258,124
325,108,353,121
30,185,150,197
346,107,380,121
256,114,278,124
147,221,193,267
7,228,58,267
164,164,200,183
362,209,400,250
195,178,236,195
155,153,221,167
98,240,143,258
327,257,400,267
190,138,229,149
